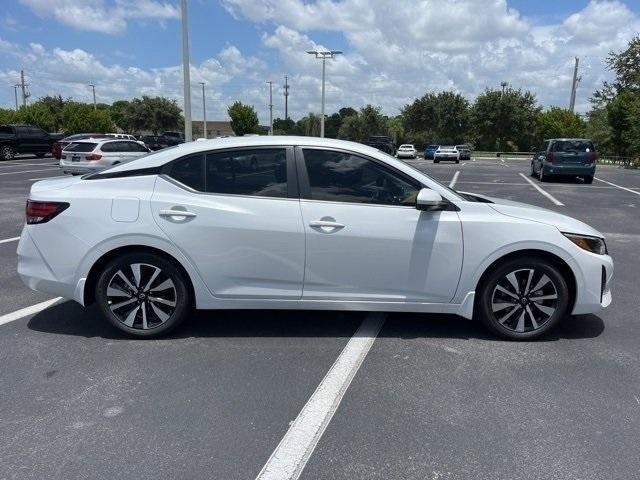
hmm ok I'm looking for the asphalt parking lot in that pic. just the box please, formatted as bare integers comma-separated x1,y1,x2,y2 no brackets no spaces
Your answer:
1,154,639,480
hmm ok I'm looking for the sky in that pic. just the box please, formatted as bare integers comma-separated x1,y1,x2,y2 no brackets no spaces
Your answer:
1,0,639,124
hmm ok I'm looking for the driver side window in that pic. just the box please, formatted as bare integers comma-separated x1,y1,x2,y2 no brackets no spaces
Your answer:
301,149,421,206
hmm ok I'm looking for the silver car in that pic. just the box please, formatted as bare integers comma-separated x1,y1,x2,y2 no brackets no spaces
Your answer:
60,139,150,175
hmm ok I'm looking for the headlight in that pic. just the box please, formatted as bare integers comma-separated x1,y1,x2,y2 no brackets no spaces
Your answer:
563,233,608,255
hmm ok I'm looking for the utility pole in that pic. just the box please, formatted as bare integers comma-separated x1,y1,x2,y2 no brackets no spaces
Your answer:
13,85,19,110
199,82,207,139
89,83,96,110
267,81,273,136
500,81,508,95
20,70,30,107
569,57,581,112
307,50,342,137
180,0,192,141
284,75,289,120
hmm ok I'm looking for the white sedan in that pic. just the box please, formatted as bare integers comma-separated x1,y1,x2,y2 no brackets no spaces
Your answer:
18,136,613,339
434,146,460,163
396,144,417,159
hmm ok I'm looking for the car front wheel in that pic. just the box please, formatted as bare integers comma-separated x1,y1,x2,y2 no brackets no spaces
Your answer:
95,252,191,338
477,256,569,340
1,145,15,161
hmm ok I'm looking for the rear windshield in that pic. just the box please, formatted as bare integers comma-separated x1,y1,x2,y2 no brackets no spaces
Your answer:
65,142,97,152
400,145,414,148
552,140,595,153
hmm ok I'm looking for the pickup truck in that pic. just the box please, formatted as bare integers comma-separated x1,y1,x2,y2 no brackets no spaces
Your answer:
0,124,64,160
363,135,396,155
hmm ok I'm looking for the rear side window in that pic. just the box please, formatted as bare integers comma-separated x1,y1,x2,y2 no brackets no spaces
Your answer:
65,142,97,152
205,148,287,198
168,155,204,191
302,149,420,206
100,142,117,152
126,141,149,152
551,140,595,153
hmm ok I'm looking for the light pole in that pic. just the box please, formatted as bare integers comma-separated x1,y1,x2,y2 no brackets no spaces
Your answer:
181,0,192,141
89,83,96,110
306,50,342,137
199,82,207,139
13,85,19,110
266,81,273,135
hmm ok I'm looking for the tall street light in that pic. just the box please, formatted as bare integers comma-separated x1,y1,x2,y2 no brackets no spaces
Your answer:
306,50,342,137
199,82,207,139
181,0,192,141
89,83,96,110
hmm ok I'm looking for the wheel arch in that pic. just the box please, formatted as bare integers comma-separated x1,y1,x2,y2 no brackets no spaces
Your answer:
474,249,577,314
83,245,196,307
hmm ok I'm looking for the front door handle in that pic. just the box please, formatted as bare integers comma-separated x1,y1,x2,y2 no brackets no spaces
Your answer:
159,209,197,219
309,218,345,233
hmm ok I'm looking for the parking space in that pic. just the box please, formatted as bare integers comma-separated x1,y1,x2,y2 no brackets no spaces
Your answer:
1,157,639,479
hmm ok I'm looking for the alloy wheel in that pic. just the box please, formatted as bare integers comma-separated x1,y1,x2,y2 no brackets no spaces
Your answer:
490,268,559,333
106,262,177,330
1,146,15,160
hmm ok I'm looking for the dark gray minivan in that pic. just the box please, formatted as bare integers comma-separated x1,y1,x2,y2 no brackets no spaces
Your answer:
531,138,597,183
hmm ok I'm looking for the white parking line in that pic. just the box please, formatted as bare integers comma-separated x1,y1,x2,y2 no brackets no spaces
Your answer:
0,297,63,327
256,313,385,480
519,173,564,206
595,177,640,196
449,171,460,188
0,236,20,245
0,167,59,176
0,162,57,169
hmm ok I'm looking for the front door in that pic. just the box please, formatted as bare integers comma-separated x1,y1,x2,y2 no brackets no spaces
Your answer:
297,147,463,303
151,147,305,299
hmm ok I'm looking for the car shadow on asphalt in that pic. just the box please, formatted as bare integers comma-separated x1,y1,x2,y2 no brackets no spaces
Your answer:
27,301,605,342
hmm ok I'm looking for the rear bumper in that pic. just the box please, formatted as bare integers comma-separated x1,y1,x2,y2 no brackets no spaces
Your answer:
543,163,596,176
397,152,416,158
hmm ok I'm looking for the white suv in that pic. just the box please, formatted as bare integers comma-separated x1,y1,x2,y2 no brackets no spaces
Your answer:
59,139,150,175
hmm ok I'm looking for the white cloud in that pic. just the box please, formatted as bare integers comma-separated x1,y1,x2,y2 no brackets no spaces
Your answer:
19,0,179,34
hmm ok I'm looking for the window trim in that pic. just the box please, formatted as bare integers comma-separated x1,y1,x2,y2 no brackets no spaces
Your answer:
294,145,426,208
160,145,298,200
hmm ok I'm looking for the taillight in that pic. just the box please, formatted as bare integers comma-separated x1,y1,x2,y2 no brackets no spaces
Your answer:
589,152,598,163
25,200,69,225
85,154,102,161
546,152,554,163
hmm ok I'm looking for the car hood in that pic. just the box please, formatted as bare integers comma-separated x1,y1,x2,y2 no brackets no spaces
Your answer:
460,191,604,238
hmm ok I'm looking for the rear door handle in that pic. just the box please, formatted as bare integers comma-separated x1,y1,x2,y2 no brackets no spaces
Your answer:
159,209,197,219
309,219,345,233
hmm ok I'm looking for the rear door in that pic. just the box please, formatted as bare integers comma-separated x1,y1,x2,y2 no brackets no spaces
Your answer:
151,146,305,299
551,140,595,165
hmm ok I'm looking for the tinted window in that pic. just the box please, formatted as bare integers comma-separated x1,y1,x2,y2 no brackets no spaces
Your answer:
123,141,148,152
0,126,13,134
551,140,595,153
205,148,287,198
302,149,420,206
28,127,45,136
100,142,117,152
168,155,204,191
66,142,97,152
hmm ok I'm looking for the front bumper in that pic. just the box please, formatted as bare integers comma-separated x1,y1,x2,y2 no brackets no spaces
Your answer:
570,250,613,315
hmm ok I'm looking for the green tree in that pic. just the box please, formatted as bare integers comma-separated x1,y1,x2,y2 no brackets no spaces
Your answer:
471,87,541,151
606,91,640,156
228,101,260,136
585,107,613,155
126,96,183,134
62,102,113,134
605,35,640,92
0,108,17,125
31,95,67,131
401,91,469,144
110,100,134,132
273,117,295,134
537,107,586,141
387,116,405,145
337,114,363,141
15,103,56,131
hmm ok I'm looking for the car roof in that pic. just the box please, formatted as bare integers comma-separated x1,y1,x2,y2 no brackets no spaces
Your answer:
70,138,134,144
105,136,412,173
545,138,592,141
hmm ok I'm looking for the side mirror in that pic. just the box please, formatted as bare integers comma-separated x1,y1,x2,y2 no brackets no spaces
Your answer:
416,188,448,211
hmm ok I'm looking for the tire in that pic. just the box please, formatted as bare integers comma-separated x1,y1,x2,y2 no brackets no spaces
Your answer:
583,176,594,184
1,145,15,161
530,162,536,177
95,252,192,338
455,159,460,164
36,152,47,158
476,256,570,340
434,159,439,164
538,166,547,182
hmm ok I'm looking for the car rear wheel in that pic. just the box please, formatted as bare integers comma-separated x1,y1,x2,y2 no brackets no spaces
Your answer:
584,175,594,184
434,159,439,164
538,166,548,182
1,145,15,161
95,252,191,338
477,256,569,340
35,152,47,158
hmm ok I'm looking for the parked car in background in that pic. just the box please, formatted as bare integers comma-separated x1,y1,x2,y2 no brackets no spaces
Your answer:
531,138,597,183
396,144,417,159
363,135,395,155
52,133,111,160
424,144,439,160
0,124,63,160
106,133,138,141
162,131,185,146
59,139,150,175
456,145,471,160
19,136,613,340
141,135,169,151
434,146,460,163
